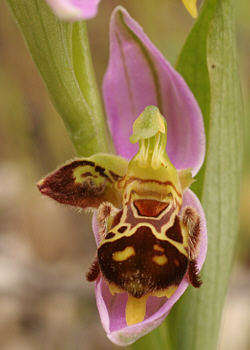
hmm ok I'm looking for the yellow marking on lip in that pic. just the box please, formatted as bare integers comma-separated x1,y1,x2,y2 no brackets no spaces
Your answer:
125,284,178,326
153,244,164,253
112,246,136,262
126,294,148,326
152,255,168,265
108,282,179,326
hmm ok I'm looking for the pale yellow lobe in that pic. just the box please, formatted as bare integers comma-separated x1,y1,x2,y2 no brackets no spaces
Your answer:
182,0,198,18
108,283,123,295
178,168,194,191
112,246,135,262
126,295,148,326
153,285,178,298
152,255,168,265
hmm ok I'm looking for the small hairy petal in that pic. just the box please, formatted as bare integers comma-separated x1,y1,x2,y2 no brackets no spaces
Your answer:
37,155,127,209
92,189,207,346
45,0,101,21
103,7,205,175
181,189,207,269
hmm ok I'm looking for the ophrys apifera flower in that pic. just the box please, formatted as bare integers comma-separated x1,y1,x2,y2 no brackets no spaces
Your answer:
38,8,207,346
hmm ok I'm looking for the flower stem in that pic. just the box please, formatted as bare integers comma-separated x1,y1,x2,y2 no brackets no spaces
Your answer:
69,20,111,156
4,0,111,157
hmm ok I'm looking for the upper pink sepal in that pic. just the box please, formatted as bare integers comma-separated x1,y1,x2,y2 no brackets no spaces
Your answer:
103,7,205,176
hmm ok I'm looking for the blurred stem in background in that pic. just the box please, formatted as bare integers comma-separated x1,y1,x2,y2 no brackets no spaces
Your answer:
4,0,111,157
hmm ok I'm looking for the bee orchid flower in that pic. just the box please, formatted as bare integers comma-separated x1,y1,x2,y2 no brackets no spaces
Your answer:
37,7,207,346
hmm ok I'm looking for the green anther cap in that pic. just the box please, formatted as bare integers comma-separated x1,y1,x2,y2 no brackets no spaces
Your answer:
116,105,182,202
129,106,166,144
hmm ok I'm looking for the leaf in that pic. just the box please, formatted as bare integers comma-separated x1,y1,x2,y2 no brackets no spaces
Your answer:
176,0,217,197
4,0,109,156
166,0,244,350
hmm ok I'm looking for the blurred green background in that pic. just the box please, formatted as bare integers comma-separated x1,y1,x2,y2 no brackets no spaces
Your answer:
0,0,249,349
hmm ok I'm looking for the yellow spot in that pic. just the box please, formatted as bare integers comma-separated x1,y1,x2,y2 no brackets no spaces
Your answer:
152,255,168,265
182,0,198,18
112,246,135,262
153,244,164,253
126,294,148,326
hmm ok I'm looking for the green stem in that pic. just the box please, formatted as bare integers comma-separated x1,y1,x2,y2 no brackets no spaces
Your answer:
72,21,103,118
4,0,110,157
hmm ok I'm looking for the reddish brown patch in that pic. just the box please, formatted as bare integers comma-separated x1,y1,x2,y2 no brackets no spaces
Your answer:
109,170,122,182
165,216,183,243
118,226,128,233
110,210,123,229
133,199,169,217
105,232,116,240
